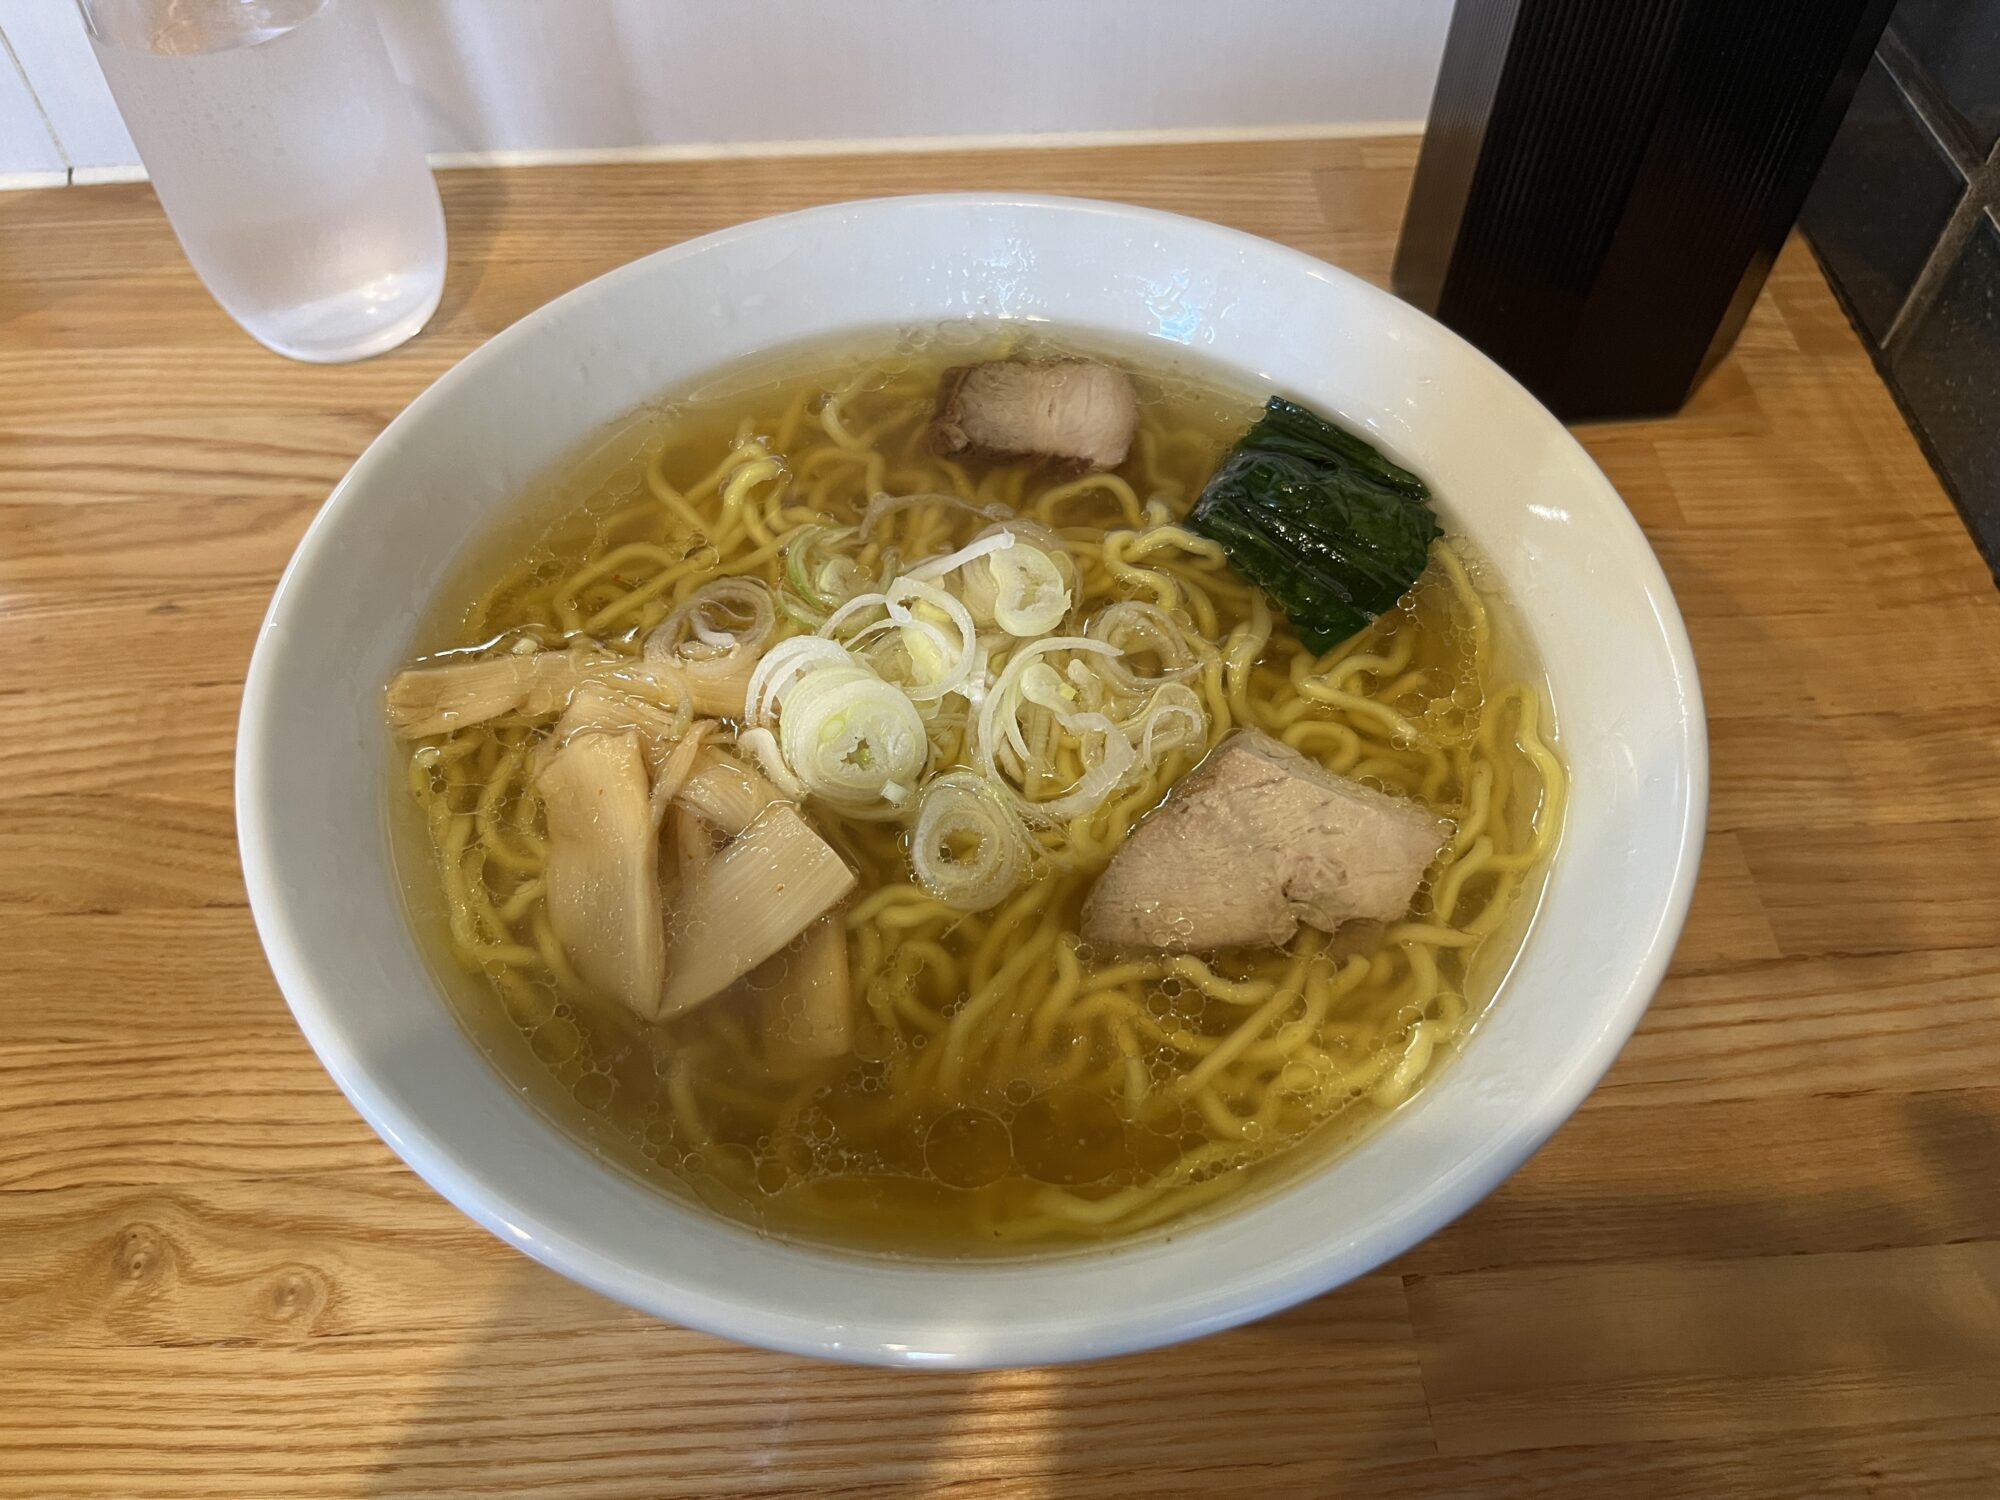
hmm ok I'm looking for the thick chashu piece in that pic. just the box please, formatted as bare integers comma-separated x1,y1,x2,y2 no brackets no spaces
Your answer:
931,359,1139,471
534,729,667,1018
1082,728,1450,952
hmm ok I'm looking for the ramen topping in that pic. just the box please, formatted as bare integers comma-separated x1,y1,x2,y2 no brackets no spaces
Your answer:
750,915,854,1066
1188,395,1441,652
660,804,856,1018
534,730,668,1017
930,359,1139,470
1081,728,1450,952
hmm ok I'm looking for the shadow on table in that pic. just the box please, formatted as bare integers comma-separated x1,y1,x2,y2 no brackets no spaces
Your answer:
426,167,511,337
356,1262,1430,1500
356,1086,2000,1498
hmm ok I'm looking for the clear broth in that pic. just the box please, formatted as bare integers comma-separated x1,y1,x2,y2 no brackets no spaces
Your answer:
393,327,1563,1256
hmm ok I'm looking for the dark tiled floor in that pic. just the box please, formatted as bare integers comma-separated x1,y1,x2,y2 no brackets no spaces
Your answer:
1889,215,2000,551
1893,0,2000,155
1801,59,1967,342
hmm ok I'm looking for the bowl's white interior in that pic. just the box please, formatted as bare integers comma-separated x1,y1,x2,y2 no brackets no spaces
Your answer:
237,195,1705,1368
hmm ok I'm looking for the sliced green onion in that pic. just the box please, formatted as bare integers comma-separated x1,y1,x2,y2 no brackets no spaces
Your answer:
741,506,1206,834
822,576,978,707
747,635,851,726
957,523,1077,636
647,578,775,680
1128,681,1207,760
778,524,863,627
987,544,1070,635
1085,600,1206,693
910,771,1033,911
906,529,1017,581
778,663,928,813
975,636,1136,823
736,726,807,798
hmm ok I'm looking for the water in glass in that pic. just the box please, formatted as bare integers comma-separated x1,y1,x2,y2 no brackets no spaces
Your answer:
84,0,446,363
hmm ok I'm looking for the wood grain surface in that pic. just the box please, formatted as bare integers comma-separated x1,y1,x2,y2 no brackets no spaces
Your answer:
3,136,1998,1499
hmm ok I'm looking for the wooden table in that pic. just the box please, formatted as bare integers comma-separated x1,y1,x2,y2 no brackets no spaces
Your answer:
4,137,1998,1500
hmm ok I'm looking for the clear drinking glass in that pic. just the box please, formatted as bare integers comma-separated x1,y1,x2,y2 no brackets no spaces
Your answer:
79,0,447,363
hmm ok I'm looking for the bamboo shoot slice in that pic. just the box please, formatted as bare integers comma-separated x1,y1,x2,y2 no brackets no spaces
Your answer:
671,802,717,893
754,916,853,1066
677,747,786,836
683,660,757,719
660,806,855,1018
535,730,665,1020
388,650,690,739
645,721,715,828
389,653,589,737
552,682,688,752
549,684,716,832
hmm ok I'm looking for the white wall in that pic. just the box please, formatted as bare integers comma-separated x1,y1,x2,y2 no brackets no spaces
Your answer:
1,0,1449,184
0,18,68,184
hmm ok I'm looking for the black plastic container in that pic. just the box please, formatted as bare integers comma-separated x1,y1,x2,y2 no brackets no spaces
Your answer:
1395,0,1897,420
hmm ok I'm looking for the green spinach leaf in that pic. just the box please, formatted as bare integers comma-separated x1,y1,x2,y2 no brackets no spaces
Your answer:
1188,396,1440,652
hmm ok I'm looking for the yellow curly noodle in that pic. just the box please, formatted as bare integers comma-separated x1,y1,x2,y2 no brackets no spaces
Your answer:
402,340,1567,1253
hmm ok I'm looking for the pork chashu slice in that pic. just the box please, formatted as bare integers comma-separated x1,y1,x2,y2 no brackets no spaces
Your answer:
930,359,1139,471
1081,728,1451,952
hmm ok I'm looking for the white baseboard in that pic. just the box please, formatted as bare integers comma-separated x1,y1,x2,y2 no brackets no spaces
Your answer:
425,120,1426,172
68,162,148,185
18,120,1425,191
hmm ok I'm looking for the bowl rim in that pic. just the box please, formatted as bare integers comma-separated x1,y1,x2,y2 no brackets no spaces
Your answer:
236,191,1708,1367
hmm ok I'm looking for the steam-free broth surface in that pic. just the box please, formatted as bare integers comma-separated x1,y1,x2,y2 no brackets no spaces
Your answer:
392,331,1564,1254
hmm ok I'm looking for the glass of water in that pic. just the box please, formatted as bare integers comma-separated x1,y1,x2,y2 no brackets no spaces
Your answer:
79,0,446,363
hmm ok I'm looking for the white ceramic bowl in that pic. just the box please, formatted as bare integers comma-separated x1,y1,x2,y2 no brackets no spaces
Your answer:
237,194,1705,1368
